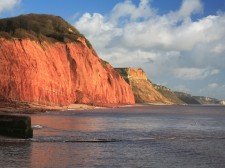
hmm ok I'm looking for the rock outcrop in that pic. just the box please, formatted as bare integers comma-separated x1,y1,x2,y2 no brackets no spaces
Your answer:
0,14,135,106
115,68,172,104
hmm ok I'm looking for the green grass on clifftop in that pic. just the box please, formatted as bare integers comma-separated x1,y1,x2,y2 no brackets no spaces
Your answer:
0,14,92,47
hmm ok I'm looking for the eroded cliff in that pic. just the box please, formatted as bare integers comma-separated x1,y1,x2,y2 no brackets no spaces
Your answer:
115,68,172,104
0,14,135,106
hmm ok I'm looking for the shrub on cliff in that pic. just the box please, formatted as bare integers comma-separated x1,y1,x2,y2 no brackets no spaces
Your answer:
0,14,92,47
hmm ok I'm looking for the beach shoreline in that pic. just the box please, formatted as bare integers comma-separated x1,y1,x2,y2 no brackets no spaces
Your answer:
0,100,141,114
0,99,169,114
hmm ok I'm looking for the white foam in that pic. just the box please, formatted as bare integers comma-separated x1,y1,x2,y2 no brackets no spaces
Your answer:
32,125,43,129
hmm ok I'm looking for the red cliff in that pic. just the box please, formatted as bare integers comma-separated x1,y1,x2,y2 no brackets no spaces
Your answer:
115,68,172,104
0,14,135,106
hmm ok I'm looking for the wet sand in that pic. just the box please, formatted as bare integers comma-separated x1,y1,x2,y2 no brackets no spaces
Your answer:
0,101,96,114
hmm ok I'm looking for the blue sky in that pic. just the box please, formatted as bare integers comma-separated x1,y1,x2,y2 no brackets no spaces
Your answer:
1,0,224,21
1,0,225,100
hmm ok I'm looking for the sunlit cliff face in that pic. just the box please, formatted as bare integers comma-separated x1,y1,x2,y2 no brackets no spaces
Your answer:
0,37,134,106
115,68,172,104
0,14,135,106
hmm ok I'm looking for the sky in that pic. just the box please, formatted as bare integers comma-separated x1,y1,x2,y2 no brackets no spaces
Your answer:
0,0,225,100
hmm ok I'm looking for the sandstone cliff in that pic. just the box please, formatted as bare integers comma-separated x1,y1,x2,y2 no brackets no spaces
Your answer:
115,68,172,104
0,14,135,106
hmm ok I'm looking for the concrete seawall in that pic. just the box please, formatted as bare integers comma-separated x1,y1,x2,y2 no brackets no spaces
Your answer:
0,114,33,139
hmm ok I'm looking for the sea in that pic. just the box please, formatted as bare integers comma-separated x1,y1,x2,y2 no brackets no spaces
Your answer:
1,105,225,168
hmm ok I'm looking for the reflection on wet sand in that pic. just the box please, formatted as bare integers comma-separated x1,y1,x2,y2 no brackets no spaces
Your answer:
31,114,106,137
0,142,32,168
30,113,108,167
2,105,225,168
31,142,103,167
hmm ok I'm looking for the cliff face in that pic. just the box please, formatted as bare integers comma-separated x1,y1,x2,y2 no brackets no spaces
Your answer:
0,14,135,106
115,68,172,104
154,84,186,105
0,38,135,106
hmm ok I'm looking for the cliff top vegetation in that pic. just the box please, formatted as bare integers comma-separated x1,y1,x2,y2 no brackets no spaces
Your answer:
0,14,92,47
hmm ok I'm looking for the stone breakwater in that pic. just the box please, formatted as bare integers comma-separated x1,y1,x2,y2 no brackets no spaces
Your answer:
0,114,33,138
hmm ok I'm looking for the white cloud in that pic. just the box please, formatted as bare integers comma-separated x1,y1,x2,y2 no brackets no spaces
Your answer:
0,0,20,14
174,68,220,80
210,69,220,75
198,83,225,100
74,0,225,99
75,13,121,50
176,0,203,19
110,0,154,24
75,0,225,54
211,44,225,54
176,85,190,93
208,83,219,89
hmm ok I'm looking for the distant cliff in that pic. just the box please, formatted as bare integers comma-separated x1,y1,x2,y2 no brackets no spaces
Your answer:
220,101,225,105
115,68,172,104
193,96,224,105
0,14,135,106
174,92,225,105
153,84,186,105
154,85,225,105
174,92,200,104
